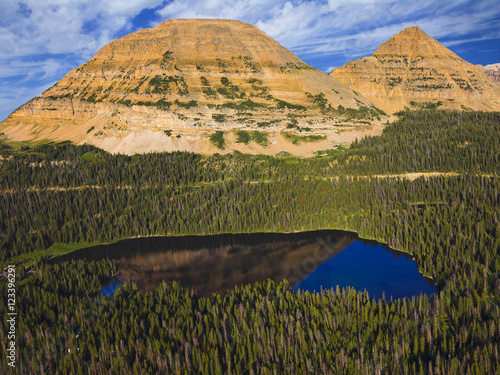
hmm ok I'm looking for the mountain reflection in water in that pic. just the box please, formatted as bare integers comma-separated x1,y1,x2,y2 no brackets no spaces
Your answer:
55,231,356,296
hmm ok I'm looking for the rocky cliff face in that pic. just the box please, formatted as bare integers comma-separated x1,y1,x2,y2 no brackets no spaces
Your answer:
478,63,500,86
330,26,500,113
0,19,383,155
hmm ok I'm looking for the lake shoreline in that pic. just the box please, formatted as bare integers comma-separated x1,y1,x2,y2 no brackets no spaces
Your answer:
8,228,435,287
45,229,436,299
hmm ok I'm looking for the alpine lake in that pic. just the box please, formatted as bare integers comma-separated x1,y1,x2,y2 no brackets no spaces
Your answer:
55,230,436,300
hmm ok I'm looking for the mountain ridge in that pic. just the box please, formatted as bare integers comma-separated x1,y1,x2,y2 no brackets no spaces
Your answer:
0,19,383,156
330,26,500,113
478,63,500,86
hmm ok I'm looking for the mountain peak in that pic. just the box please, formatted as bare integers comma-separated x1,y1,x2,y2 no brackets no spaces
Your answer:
153,18,262,34
94,18,292,64
156,18,252,27
0,18,377,156
373,25,454,59
399,25,426,35
330,26,500,113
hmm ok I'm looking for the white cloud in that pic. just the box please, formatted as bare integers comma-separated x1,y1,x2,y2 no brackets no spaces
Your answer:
324,65,336,73
0,0,164,121
0,0,164,60
0,59,66,80
157,0,272,22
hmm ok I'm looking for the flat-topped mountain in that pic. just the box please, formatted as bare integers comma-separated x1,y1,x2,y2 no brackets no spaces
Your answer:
0,19,383,156
331,26,500,113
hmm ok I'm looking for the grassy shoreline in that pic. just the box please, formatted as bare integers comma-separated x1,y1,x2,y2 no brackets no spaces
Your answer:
5,241,115,268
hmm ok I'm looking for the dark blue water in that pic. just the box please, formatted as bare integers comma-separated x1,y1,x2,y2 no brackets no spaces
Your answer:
57,230,436,299
100,281,122,299
292,240,436,299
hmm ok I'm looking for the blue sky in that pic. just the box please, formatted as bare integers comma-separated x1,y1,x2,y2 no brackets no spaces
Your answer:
1,0,499,121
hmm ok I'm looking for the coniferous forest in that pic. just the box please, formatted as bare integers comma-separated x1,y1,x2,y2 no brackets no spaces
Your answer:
0,110,499,374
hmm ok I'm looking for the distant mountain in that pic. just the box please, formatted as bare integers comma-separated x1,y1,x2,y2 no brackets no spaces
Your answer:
0,19,382,156
330,26,500,113
477,63,500,86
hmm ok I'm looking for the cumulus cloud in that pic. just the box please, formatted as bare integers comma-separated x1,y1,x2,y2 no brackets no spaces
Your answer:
0,0,164,120
0,0,164,60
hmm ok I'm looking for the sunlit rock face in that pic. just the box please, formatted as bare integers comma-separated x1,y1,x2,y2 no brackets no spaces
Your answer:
0,19,381,156
478,63,500,86
331,26,500,114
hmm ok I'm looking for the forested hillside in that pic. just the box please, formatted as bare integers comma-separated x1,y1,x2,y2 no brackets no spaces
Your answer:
1,111,499,192
0,110,499,373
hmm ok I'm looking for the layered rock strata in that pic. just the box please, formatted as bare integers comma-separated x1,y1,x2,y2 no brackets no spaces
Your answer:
331,26,500,113
1,19,383,155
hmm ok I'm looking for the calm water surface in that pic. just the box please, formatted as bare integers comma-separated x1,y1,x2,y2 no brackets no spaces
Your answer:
292,240,436,299
55,231,436,299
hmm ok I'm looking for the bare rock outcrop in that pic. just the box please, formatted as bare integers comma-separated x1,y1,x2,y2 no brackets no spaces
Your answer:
477,63,500,86
331,26,500,113
1,19,383,155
